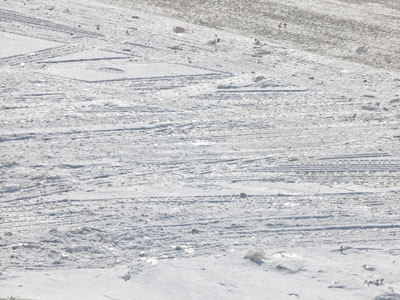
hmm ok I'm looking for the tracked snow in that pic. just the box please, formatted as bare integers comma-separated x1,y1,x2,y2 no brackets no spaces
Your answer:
0,0,399,299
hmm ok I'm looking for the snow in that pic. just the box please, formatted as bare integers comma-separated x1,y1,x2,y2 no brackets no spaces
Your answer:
0,0,399,299
243,248,266,265
2,248,400,300
41,62,226,82
40,50,129,63
0,32,62,58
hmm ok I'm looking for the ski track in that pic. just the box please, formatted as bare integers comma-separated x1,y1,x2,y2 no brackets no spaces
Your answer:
0,0,400,276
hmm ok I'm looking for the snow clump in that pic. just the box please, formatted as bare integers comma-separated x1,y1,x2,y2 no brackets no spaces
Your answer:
375,293,400,300
244,249,266,265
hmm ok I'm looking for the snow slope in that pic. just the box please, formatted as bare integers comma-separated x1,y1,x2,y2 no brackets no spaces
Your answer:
0,0,399,299
3,248,400,300
123,0,400,71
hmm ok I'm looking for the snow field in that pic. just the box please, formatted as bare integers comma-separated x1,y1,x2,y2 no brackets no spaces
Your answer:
0,0,399,299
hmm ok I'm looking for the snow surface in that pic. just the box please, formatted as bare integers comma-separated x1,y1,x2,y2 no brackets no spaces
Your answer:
0,0,399,299
0,32,62,58
3,248,400,300
41,62,226,82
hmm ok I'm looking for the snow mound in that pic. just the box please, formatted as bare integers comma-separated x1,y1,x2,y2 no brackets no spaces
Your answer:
275,263,304,274
244,249,265,265
375,293,400,300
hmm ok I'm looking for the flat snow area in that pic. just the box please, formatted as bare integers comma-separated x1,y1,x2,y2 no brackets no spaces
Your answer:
0,32,62,58
41,62,226,82
0,0,399,299
3,248,400,300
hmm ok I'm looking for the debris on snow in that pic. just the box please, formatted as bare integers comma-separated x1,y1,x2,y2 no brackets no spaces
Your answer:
356,46,368,55
365,278,384,286
173,26,185,33
363,264,376,271
207,35,221,45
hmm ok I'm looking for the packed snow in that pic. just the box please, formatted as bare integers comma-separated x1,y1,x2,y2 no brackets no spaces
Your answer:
0,0,399,299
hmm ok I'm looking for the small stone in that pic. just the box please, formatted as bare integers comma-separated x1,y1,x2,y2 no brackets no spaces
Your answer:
120,274,131,281
173,26,185,33
362,264,376,271
356,46,368,55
